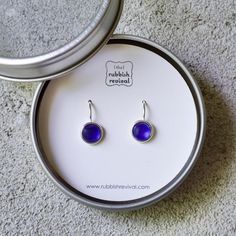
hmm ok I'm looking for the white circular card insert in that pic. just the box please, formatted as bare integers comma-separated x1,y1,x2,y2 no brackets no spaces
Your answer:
38,42,198,202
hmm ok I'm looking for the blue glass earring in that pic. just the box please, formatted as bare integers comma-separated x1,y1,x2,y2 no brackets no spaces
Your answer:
132,100,154,143
82,100,104,145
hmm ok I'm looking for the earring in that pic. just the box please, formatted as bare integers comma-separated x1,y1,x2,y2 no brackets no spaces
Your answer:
132,100,154,143
82,100,104,145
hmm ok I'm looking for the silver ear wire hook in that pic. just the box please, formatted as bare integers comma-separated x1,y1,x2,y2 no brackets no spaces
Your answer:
142,100,147,121
88,100,93,122
132,100,154,143
82,100,104,145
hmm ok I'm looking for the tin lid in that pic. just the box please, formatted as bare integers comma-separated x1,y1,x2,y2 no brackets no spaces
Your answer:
0,0,123,82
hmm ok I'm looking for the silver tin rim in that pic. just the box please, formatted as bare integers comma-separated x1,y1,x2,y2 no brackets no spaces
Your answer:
0,0,123,82
30,34,206,211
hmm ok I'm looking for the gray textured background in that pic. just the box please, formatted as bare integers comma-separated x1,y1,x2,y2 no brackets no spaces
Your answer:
0,0,236,235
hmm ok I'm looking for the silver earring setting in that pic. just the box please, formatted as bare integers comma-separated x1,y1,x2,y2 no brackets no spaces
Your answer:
132,100,154,143
82,100,104,145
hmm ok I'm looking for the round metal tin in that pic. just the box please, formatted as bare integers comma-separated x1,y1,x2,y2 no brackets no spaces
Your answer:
31,35,206,211
0,0,123,82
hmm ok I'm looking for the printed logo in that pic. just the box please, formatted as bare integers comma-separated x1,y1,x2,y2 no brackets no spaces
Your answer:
105,61,133,87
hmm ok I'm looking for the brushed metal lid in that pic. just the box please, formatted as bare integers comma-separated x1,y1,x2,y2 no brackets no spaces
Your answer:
0,0,123,82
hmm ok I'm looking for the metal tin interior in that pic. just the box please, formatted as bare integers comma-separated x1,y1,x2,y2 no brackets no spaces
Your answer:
0,0,123,82
30,35,206,211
